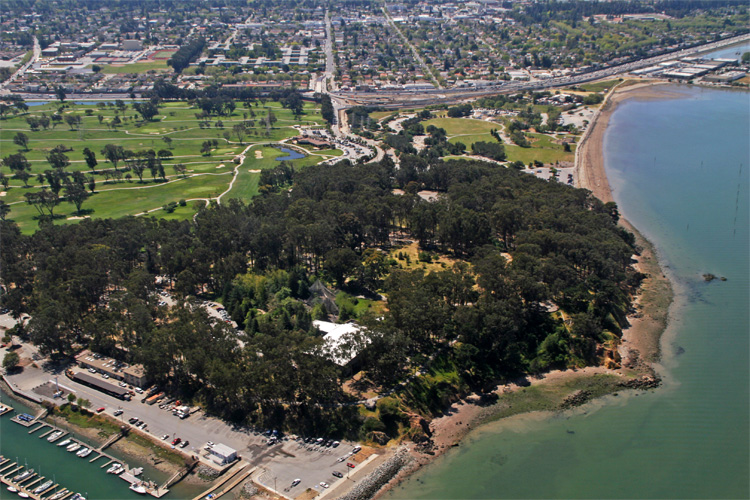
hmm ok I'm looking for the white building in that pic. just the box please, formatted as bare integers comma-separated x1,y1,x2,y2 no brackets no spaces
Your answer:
209,443,237,465
313,320,369,367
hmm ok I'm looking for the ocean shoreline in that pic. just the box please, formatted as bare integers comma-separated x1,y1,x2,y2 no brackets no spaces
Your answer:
371,81,678,500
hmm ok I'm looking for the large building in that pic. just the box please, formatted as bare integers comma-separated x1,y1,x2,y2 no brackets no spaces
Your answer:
76,350,149,388
121,40,143,51
69,371,131,400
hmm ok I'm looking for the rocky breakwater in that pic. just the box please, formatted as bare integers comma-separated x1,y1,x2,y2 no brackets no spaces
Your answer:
338,448,412,500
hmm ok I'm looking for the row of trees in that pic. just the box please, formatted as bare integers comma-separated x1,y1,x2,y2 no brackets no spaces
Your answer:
168,37,206,73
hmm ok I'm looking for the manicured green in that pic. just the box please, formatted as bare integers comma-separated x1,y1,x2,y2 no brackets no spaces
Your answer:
0,100,334,232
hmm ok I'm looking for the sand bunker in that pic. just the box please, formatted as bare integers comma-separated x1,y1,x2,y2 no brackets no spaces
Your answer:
254,150,263,159
248,169,261,173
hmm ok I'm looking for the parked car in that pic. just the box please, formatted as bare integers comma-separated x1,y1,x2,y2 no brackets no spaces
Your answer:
346,462,356,468
113,409,123,416
291,479,301,487
162,434,170,440
332,471,343,478
96,407,105,413
179,441,189,448
172,437,181,446
319,482,329,489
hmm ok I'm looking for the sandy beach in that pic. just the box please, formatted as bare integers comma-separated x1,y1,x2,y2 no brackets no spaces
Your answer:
372,80,677,500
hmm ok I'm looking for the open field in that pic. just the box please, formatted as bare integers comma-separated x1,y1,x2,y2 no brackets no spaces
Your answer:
100,60,170,74
0,100,332,232
570,79,622,93
423,117,499,136
447,133,495,148
369,110,395,121
505,132,575,164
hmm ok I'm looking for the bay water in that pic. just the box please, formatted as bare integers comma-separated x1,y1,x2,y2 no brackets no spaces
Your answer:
386,85,749,499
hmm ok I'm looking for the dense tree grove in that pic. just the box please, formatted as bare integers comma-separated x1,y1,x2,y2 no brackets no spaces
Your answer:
0,157,643,435
167,37,206,73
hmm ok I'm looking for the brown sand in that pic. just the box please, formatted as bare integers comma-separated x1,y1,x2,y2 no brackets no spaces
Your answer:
575,80,675,365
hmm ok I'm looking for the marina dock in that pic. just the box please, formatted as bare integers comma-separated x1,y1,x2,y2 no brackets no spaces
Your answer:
1,400,172,498
0,403,12,416
0,459,54,500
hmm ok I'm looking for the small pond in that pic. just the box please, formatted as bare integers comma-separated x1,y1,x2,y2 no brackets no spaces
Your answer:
275,148,305,161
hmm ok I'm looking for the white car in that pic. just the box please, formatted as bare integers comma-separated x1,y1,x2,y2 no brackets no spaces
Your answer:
291,479,301,487
319,482,329,489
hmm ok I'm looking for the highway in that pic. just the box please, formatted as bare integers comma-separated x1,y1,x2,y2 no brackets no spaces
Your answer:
328,32,750,109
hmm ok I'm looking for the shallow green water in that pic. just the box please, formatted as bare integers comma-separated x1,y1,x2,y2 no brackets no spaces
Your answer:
386,85,749,499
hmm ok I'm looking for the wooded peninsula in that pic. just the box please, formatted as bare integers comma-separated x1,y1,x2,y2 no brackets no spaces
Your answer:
1,155,643,443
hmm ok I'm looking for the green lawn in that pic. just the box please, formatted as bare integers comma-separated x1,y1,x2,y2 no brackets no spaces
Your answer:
370,111,396,121
1,100,334,232
445,131,576,165
447,134,495,148
423,117,499,136
100,60,170,74
224,145,324,200
505,133,575,165
573,79,621,93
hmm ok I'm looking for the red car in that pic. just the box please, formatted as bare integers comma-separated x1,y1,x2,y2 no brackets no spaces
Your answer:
96,407,105,412
172,437,181,445
346,462,356,468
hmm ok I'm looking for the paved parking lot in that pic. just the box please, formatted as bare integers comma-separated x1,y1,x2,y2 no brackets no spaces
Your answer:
252,439,372,497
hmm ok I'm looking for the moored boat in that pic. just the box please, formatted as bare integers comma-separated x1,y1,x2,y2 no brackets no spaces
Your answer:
33,480,54,494
129,482,147,494
49,490,68,500
47,430,63,442
57,439,71,447
12,469,34,482
76,447,91,458
67,443,81,452
18,492,30,498
107,463,124,474
7,486,18,493
70,494,86,500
